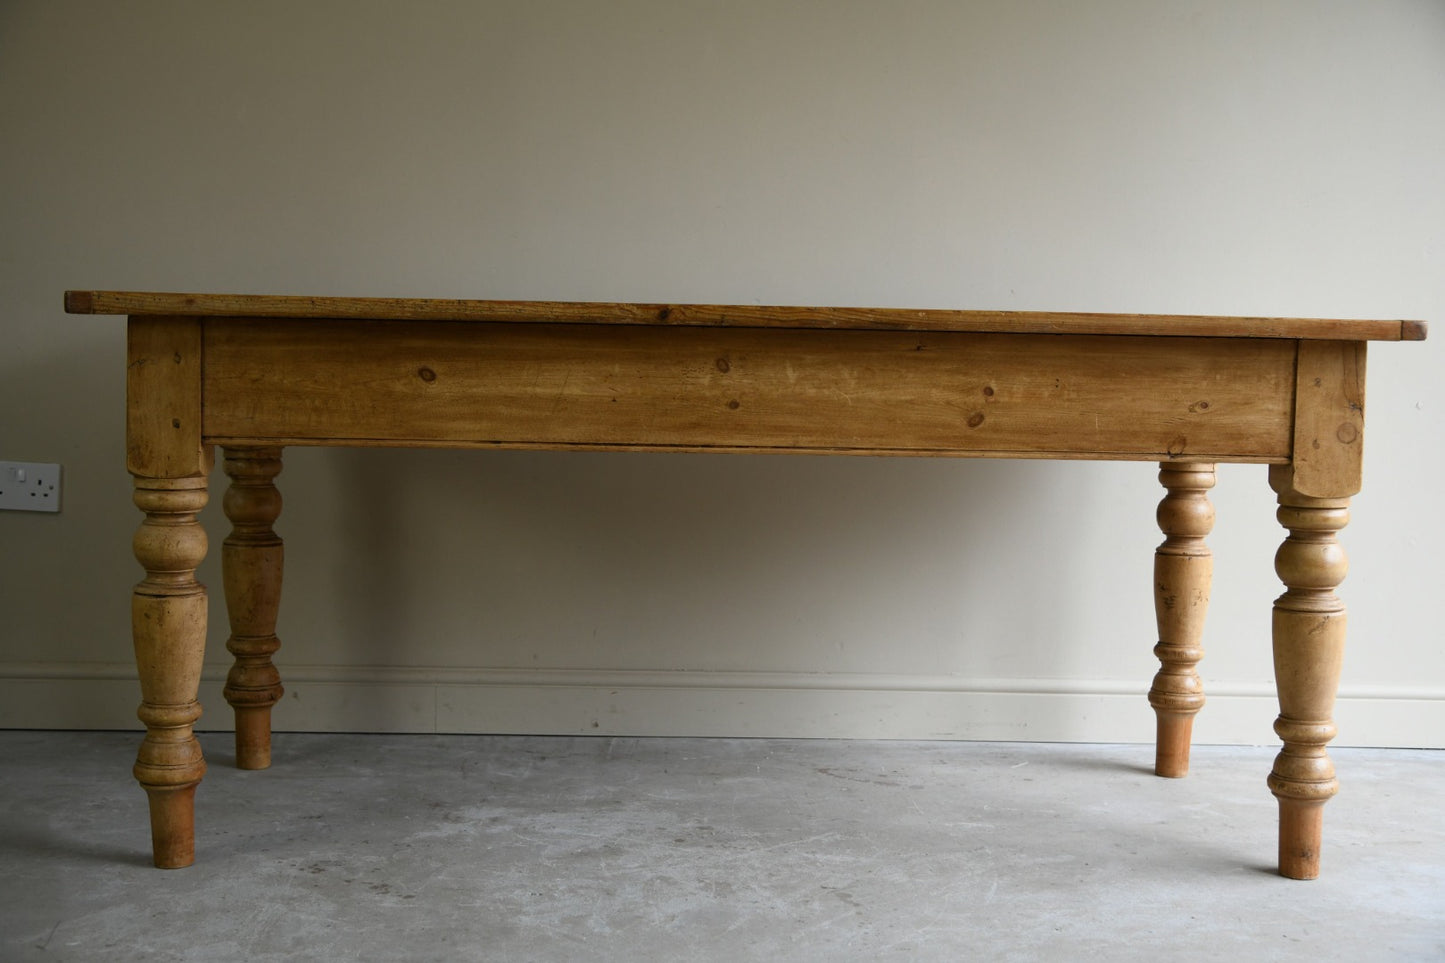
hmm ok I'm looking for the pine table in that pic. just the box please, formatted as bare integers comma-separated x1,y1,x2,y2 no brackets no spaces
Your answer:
65,290,1427,878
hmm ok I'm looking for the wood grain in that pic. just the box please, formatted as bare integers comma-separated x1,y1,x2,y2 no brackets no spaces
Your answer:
1149,463,1215,779
96,291,1426,877
1289,341,1367,498
130,474,210,868
220,447,286,772
202,319,1296,461
126,316,208,479
1267,465,1350,879
66,290,1427,342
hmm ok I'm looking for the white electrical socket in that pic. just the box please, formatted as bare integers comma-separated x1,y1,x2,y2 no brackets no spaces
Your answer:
0,461,62,512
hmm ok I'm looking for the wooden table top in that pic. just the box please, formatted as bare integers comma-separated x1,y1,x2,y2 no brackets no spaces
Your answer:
66,290,1427,342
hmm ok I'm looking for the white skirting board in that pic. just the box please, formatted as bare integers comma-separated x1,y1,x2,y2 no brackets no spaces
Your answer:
1,663,1440,748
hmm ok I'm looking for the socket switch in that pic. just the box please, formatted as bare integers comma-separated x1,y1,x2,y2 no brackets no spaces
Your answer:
0,461,62,513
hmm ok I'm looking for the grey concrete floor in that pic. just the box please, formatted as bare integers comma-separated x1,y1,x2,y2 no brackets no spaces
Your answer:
0,732,1441,962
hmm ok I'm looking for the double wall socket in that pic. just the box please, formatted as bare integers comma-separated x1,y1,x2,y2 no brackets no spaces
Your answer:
0,461,62,512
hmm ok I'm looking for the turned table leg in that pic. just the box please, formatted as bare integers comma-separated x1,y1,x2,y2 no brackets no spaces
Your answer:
221,446,286,770
1268,464,1349,879
131,474,210,868
1148,462,1215,778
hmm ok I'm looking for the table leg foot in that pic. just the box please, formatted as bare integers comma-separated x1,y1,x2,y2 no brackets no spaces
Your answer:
143,784,200,869
1153,712,1195,779
233,706,275,771
221,446,285,771
1276,796,1327,880
1149,462,1214,778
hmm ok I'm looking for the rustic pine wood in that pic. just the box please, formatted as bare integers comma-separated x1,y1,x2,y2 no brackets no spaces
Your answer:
1267,464,1351,880
66,290,1426,341
125,313,213,869
125,316,207,478
1149,462,1215,778
221,447,286,771
202,320,1295,460
1289,341,1368,498
130,475,211,869
71,291,1426,878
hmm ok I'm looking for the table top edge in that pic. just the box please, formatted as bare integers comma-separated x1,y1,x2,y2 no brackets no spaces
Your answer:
64,290,1428,342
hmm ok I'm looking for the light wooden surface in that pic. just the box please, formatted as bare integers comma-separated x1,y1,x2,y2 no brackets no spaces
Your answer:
1149,463,1215,779
66,289,1428,341
202,320,1296,460
67,291,1427,878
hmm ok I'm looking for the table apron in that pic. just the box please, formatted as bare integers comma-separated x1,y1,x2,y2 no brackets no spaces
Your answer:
199,318,1297,460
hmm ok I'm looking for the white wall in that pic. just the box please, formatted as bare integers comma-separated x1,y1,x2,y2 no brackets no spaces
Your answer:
1,0,1440,747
